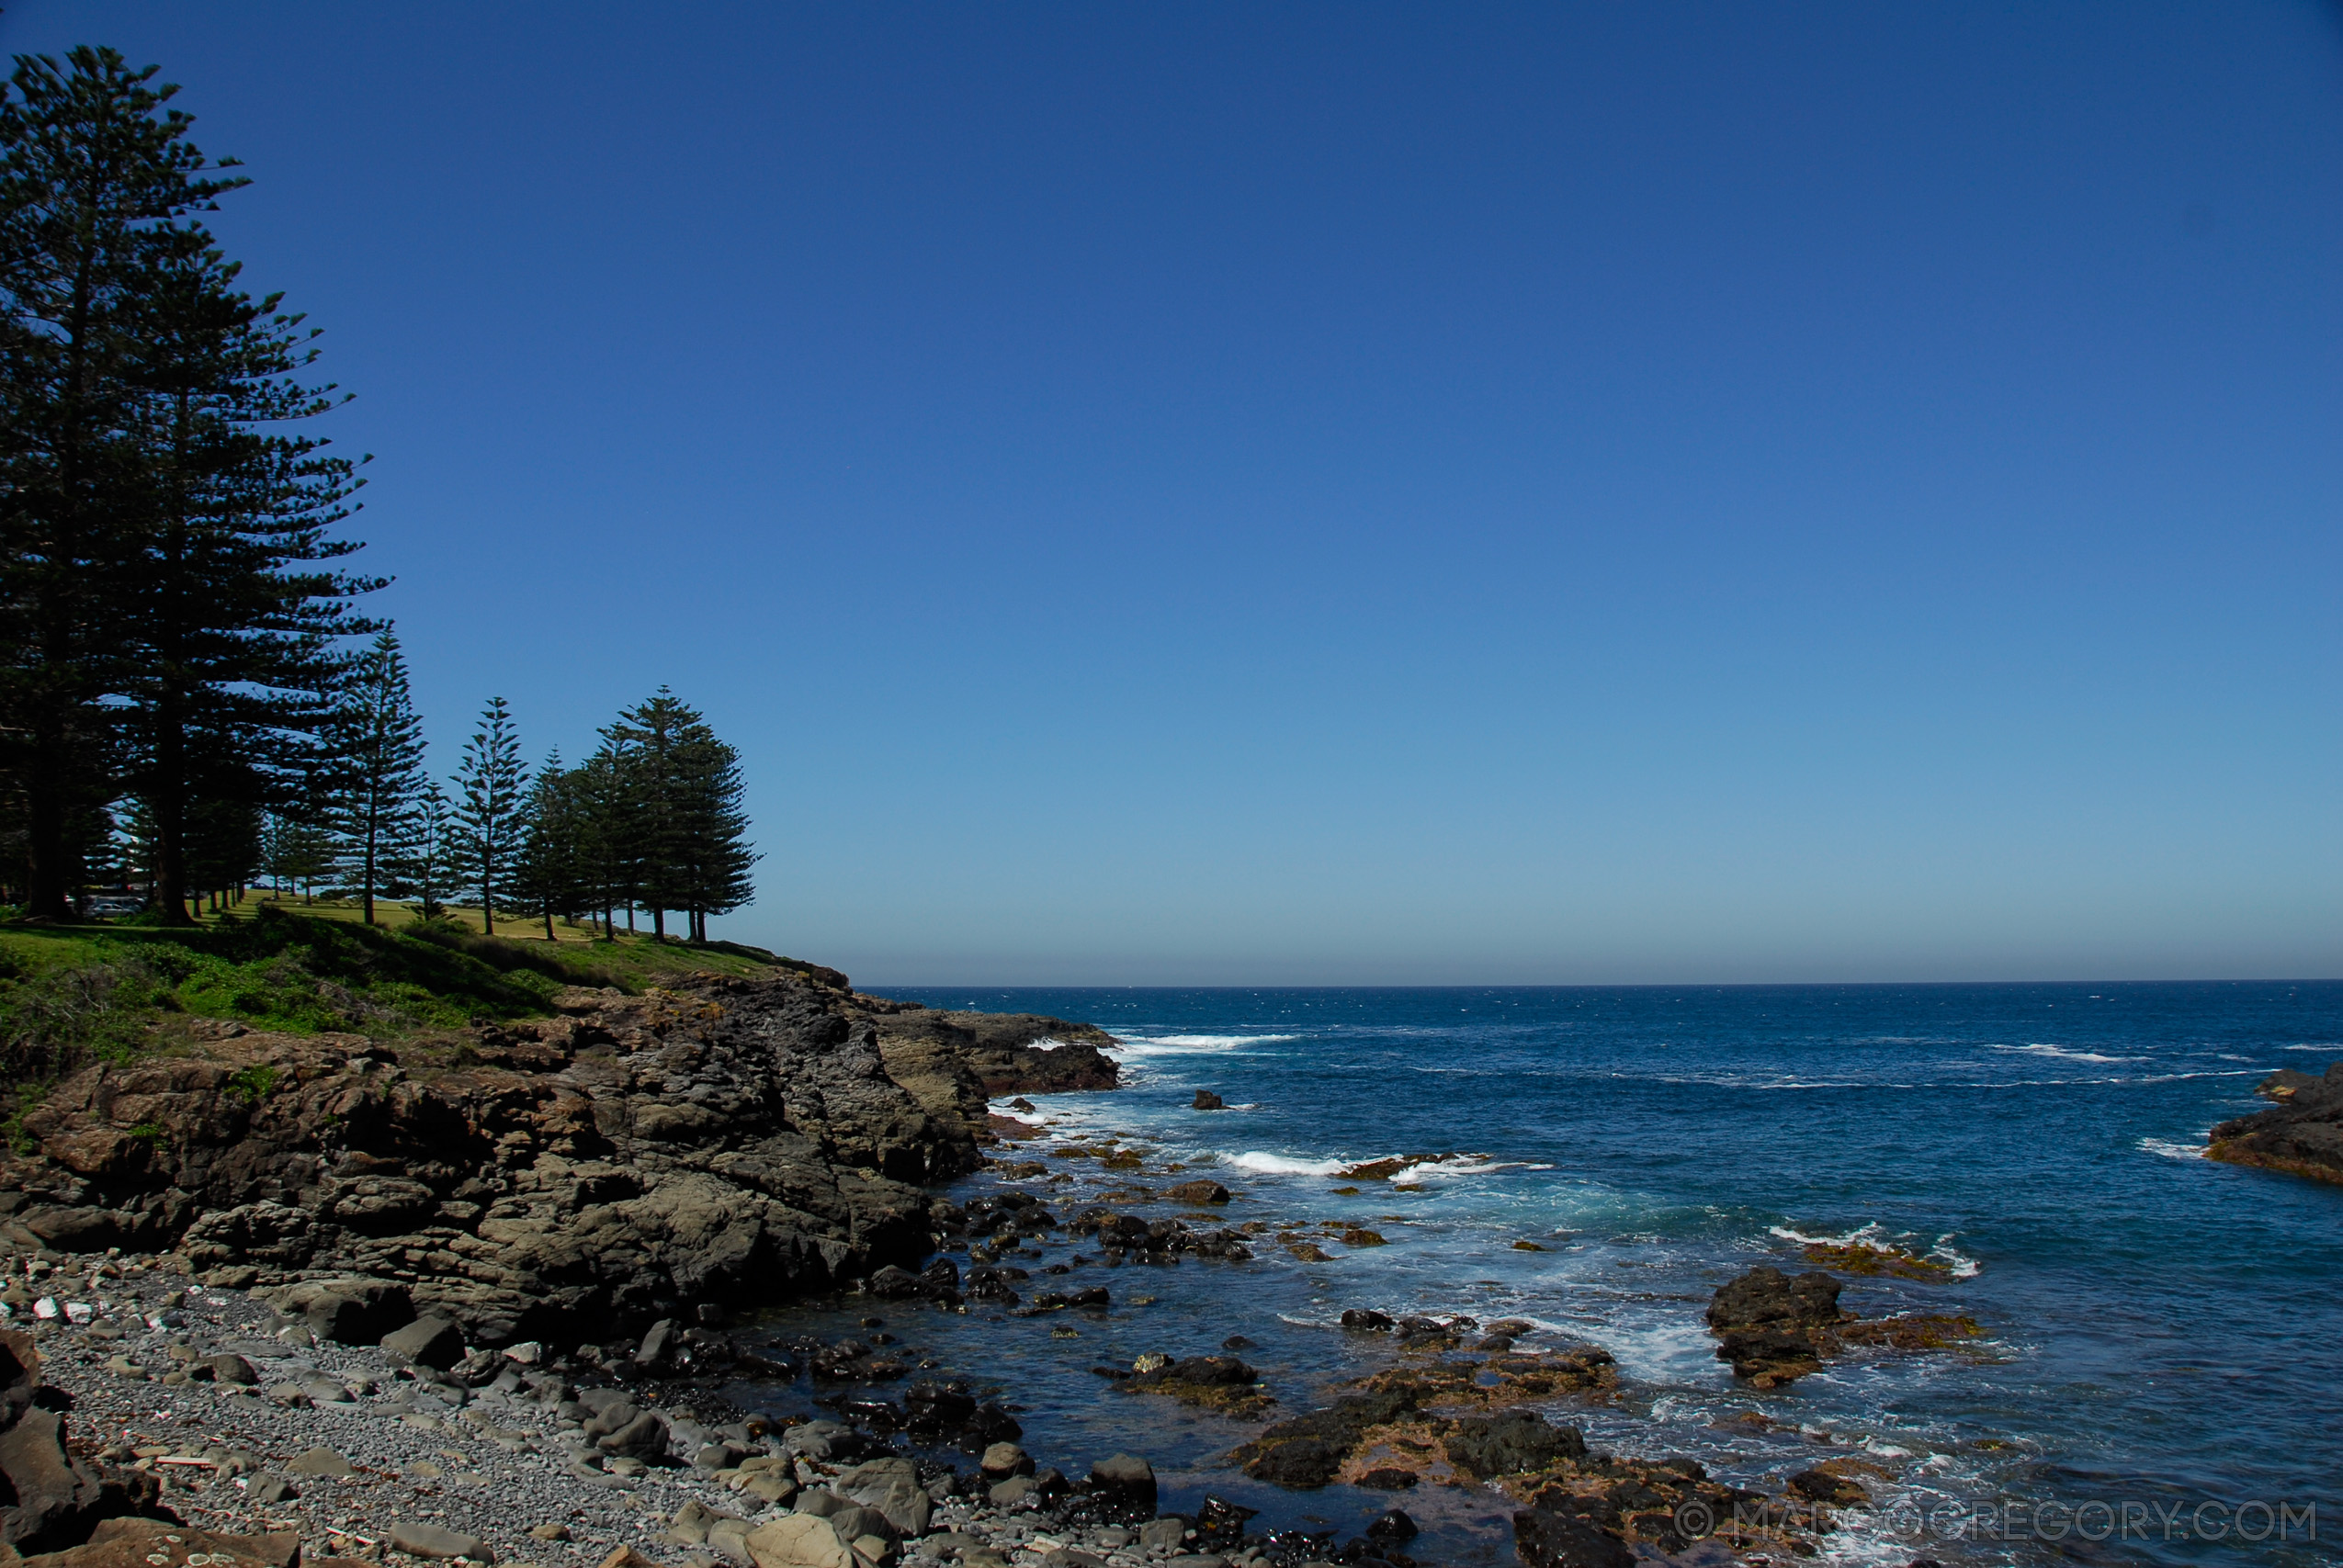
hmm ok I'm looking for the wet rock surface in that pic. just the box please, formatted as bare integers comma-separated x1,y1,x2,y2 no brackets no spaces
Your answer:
1703,1268,1845,1388
2207,1060,2343,1184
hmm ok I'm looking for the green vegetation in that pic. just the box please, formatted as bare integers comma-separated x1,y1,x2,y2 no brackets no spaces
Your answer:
0,901,793,1146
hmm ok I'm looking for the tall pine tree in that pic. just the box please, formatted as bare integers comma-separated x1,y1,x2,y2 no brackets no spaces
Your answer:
451,697,526,934
673,723,756,942
401,779,455,919
0,47,243,918
327,627,425,924
511,751,588,942
114,189,376,925
600,689,756,942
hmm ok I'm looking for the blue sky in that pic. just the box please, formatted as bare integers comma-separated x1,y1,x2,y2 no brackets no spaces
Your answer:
11,3,2342,983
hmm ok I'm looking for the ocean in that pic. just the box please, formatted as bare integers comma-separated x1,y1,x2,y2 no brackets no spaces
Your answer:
742,982,2342,1567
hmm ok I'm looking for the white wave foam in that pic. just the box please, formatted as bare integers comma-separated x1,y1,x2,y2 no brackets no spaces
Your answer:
2139,1136,2206,1161
1115,1033,1297,1051
1988,1043,2135,1064
1929,1233,1982,1279
1770,1220,1890,1248
1388,1156,1555,1189
1230,1151,1349,1176
1767,1221,1979,1278
2283,1043,2338,1052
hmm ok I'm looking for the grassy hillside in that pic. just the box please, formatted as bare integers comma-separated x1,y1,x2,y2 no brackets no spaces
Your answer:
0,904,803,1145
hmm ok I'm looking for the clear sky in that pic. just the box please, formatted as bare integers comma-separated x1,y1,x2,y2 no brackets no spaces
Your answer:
10,3,2342,985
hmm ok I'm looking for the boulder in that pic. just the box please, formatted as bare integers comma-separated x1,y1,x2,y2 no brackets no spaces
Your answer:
1162,1181,1229,1205
1339,1309,1393,1331
1511,1508,1634,1568
1190,1091,1225,1111
264,1278,413,1345
16,1520,281,1568
1786,1469,1869,1507
1706,1267,1840,1331
745,1514,856,1568
635,1319,677,1366
2209,1060,2343,1183
388,1521,493,1561
864,1267,922,1300
380,1315,466,1370
0,1407,105,1553
1240,1438,1341,1489
1705,1267,1843,1385
1089,1454,1157,1510
979,1443,1032,1480
177,1202,319,1271
1445,1410,1586,1479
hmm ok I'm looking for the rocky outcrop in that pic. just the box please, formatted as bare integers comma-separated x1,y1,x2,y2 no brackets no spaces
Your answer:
2207,1061,2343,1184
0,1330,163,1555
0,969,1121,1348
1704,1267,1846,1386
856,998,1120,1093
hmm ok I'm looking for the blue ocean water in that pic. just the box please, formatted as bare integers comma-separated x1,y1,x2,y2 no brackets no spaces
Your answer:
747,984,2342,1567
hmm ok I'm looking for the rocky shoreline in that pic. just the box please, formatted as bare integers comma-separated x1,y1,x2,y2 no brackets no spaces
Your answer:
0,964,1991,1568
2206,1060,2343,1184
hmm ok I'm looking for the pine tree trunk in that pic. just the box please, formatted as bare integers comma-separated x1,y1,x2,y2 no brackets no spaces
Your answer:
153,697,193,927
23,776,74,921
651,906,665,940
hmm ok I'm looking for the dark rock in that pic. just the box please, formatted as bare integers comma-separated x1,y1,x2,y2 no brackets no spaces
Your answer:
380,1315,466,1370
866,1266,922,1300
266,1278,413,1345
1231,1390,1419,1489
1356,1470,1419,1490
2209,1060,2343,1184
1340,1309,1394,1331
1162,1180,1229,1205
1707,1267,1840,1332
635,1318,677,1366
1512,1508,1634,1568
1241,1438,1341,1489
1787,1469,1869,1507
1364,1511,1417,1541
1445,1409,1587,1479
1089,1453,1157,1510
1191,1091,1225,1111
1705,1267,1843,1385
0,1405,105,1553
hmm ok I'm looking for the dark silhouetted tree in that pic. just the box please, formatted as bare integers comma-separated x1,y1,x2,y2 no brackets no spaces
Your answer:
327,627,424,924
451,697,526,933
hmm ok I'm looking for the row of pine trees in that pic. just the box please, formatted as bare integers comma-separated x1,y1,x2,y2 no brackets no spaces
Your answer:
291,643,758,940
0,47,756,936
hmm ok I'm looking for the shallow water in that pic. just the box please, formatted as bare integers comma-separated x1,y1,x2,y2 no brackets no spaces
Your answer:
742,984,2342,1567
